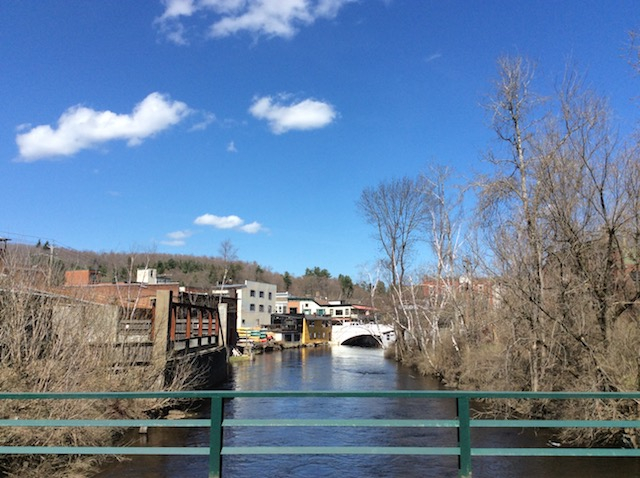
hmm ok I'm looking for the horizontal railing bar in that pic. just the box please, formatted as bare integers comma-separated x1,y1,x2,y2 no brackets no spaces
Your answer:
7,417,638,430
472,419,640,428
6,418,639,429
223,418,459,427
3,444,640,458
0,419,209,428
221,446,461,456
0,446,210,456
472,447,640,457
1,390,640,400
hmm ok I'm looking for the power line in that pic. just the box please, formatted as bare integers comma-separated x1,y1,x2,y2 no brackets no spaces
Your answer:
0,230,74,250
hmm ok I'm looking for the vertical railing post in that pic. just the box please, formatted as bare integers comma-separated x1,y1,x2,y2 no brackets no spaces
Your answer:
186,307,192,343
150,299,156,341
457,395,472,477
169,305,177,342
209,395,224,478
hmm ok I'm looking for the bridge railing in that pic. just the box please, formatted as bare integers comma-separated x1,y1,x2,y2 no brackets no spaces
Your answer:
168,301,221,353
2,390,640,478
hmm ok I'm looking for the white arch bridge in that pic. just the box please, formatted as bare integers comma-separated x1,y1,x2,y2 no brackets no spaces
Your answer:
331,321,396,348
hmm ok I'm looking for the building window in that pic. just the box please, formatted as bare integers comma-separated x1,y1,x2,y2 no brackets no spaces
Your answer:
250,290,256,297
268,292,272,300
259,291,264,298
250,304,255,311
268,305,272,313
259,305,264,312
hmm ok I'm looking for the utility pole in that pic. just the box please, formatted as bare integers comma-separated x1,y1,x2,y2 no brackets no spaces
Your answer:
0,237,10,273
43,242,54,285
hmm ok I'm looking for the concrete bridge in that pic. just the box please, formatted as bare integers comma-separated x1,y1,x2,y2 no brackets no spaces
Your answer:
331,321,396,348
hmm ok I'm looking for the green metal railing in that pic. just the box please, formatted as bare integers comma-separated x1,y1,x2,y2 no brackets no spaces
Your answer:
2,390,640,477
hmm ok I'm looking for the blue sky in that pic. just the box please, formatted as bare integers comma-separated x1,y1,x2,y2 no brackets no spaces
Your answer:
1,1,639,280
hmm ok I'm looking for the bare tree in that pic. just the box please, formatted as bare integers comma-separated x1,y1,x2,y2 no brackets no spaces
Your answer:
478,56,640,398
478,56,550,391
420,166,468,361
218,239,239,283
358,175,435,359
219,239,238,264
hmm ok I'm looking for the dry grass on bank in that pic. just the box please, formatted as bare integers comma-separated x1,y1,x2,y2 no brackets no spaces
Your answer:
0,250,197,477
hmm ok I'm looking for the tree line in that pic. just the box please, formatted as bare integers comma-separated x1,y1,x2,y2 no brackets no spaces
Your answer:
18,239,367,303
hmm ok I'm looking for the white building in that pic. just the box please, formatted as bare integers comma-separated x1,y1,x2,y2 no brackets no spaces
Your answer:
235,280,277,328
274,294,329,316
136,268,157,284
275,292,290,314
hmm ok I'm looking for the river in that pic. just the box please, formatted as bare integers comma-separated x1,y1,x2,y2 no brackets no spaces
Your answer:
95,346,640,477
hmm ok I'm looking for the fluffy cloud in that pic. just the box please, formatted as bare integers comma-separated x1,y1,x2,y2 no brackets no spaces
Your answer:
157,0,354,42
249,95,336,134
239,221,262,233
16,92,191,161
194,213,264,233
162,229,193,246
159,0,197,19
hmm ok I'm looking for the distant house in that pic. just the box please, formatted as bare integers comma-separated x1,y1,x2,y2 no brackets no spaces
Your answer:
275,292,290,314
326,301,376,322
64,269,101,286
422,276,500,308
226,280,277,329
269,314,303,343
136,268,157,284
61,268,180,312
274,293,331,316
302,315,332,344
268,313,331,345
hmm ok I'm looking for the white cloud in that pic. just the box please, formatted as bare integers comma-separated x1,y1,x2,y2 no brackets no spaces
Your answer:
239,221,262,233
161,229,193,247
227,141,237,152
162,239,187,246
16,92,191,162
159,0,197,20
194,213,264,233
249,95,337,134
195,214,244,229
190,111,216,131
156,0,354,43
167,230,193,240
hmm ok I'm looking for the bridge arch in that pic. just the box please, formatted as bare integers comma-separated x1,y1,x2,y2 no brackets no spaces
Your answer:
331,322,395,348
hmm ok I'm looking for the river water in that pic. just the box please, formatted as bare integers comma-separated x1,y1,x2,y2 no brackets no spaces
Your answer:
96,346,640,477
